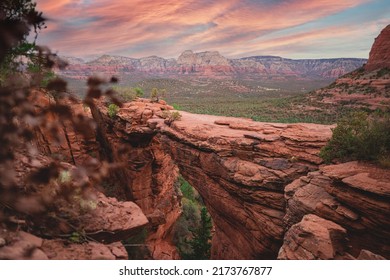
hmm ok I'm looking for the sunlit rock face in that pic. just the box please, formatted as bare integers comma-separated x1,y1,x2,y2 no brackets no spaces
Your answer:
365,25,390,71
22,92,390,260
93,98,389,260
92,99,330,259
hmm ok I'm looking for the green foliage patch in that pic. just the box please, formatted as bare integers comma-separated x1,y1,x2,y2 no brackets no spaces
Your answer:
173,176,212,259
320,111,390,167
107,103,119,118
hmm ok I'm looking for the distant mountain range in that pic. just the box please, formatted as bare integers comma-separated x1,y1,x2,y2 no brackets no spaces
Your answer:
59,50,367,81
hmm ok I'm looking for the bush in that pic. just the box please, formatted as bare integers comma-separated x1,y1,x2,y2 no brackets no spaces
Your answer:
151,87,159,102
377,68,390,78
161,110,181,125
134,87,144,97
113,86,144,102
320,111,390,167
179,175,195,200
107,103,119,118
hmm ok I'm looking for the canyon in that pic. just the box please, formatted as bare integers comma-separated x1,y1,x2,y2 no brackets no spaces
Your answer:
89,99,389,260
1,91,388,260
1,26,389,260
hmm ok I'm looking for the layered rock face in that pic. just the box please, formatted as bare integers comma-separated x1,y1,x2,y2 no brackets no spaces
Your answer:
30,90,99,165
92,100,334,259
4,92,388,260
60,51,365,80
94,99,389,259
313,25,390,110
157,113,332,259
365,25,390,71
281,162,390,259
90,100,182,259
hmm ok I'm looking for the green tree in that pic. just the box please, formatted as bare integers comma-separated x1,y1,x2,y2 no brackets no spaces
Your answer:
186,207,212,259
0,0,46,84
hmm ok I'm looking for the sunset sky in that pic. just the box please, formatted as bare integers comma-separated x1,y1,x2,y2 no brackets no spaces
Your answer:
34,0,390,60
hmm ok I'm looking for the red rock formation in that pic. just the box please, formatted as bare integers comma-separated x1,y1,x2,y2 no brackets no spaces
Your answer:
30,90,99,165
60,51,365,81
13,88,389,260
90,99,182,259
282,162,390,259
92,99,334,259
314,25,390,110
92,99,389,260
158,114,333,259
0,230,128,260
365,25,390,71
278,214,348,259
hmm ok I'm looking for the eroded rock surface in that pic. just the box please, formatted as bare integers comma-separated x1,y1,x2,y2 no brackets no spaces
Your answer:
94,99,334,259
278,214,348,260
282,162,390,259
365,24,390,71
0,229,128,260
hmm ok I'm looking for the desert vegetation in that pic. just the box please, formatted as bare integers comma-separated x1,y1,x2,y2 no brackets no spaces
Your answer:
172,176,212,259
320,111,390,167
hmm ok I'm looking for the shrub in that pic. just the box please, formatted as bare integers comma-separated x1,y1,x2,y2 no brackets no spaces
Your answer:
161,110,181,125
172,198,201,257
112,86,135,101
107,103,119,118
134,87,144,97
320,111,390,167
377,68,390,78
151,87,159,102
179,175,195,200
172,103,182,110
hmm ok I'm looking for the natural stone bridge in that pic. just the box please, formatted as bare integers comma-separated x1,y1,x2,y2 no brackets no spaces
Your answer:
90,99,389,260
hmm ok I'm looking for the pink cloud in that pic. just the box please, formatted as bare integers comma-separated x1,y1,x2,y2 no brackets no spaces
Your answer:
34,0,378,58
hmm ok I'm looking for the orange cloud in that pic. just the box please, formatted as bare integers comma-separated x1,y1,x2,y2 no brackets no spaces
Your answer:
34,0,381,58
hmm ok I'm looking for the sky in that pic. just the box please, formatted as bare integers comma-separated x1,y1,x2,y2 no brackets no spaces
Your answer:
34,0,390,60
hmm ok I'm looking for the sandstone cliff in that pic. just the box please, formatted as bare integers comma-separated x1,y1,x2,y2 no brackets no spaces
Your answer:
2,91,388,260
313,25,390,110
60,51,365,81
365,24,390,71
88,99,389,259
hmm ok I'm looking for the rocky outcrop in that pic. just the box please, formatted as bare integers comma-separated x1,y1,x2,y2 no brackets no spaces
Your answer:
92,99,389,260
60,51,365,80
278,214,349,260
93,99,335,259
158,113,333,259
8,90,389,260
281,162,390,259
30,90,99,165
0,180,148,259
313,25,390,110
365,25,390,71
0,230,128,260
90,99,182,259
